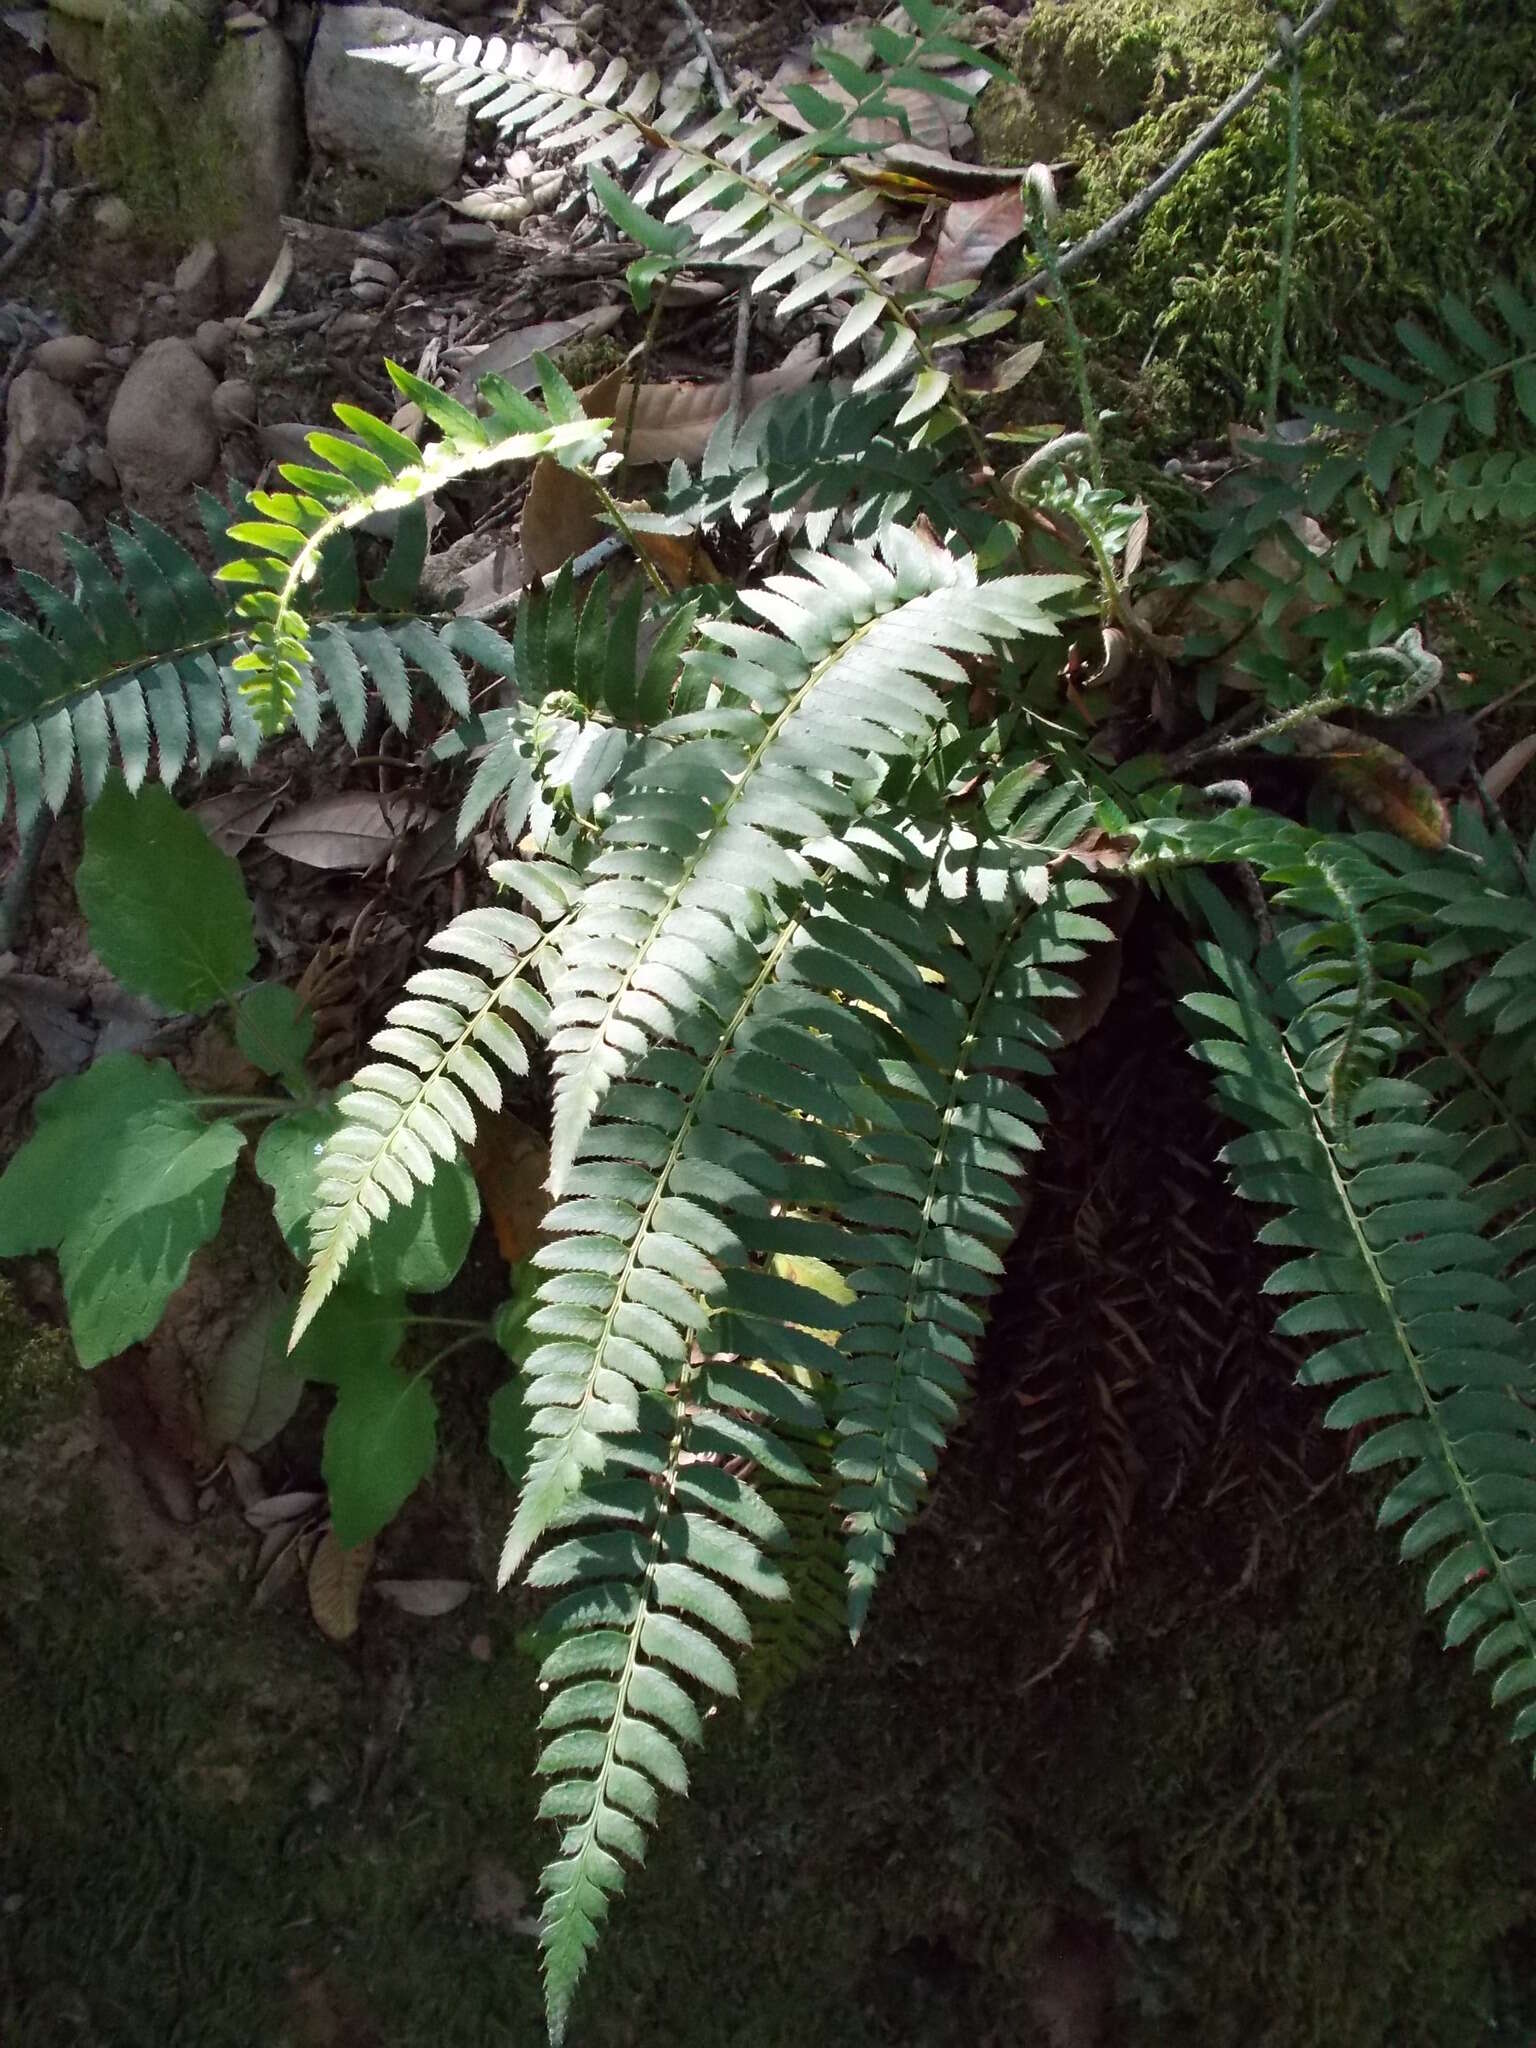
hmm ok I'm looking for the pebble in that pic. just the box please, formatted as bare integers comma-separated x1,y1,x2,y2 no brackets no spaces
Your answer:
22,71,70,114
192,319,232,368
174,239,221,322
211,378,258,431
0,492,87,584
325,309,377,341
31,334,107,384
349,279,390,305
349,255,398,288
106,338,221,507
4,369,89,494
92,194,134,239
49,191,76,226
2,191,28,227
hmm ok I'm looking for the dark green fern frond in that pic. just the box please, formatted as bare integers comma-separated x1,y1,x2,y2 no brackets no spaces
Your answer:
220,364,606,734
543,532,1078,1188
740,1422,846,1714
650,387,994,550
292,858,583,1341
364,22,1010,432
1183,935,1536,1763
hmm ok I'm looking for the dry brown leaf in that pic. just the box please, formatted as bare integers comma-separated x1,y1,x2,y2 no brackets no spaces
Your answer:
448,306,623,401
374,1577,475,1617
926,188,1026,289
1484,730,1536,803
193,783,282,854
266,792,433,871
609,339,822,466
1297,721,1452,851
469,1111,550,1265
309,1529,374,1642
519,365,626,580
635,528,725,591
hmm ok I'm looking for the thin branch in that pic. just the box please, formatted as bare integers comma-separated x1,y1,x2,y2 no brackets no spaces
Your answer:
727,280,752,426
986,0,1341,312
671,0,733,110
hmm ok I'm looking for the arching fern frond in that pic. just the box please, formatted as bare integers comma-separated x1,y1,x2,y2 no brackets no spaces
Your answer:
363,21,1010,431
740,1425,846,1714
543,531,1077,1188
1183,929,1536,1763
292,859,583,1341
220,363,607,735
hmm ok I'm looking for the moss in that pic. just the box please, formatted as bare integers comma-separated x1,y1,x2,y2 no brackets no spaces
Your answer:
0,1281,76,1448
80,3,246,246
982,0,1536,442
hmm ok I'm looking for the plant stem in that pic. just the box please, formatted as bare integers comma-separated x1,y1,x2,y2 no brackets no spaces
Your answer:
403,1315,495,1333
588,475,669,599
194,1094,292,1115
620,293,667,470
1264,54,1304,424
1028,208,1102,487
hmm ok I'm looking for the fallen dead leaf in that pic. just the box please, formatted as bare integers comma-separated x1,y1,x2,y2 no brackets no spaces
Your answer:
1297,721,1452,850
193,783,282,854
265,792,435,871
469,1112,550,1265
448,306,623,401
609,338,822,465
245,1488,325,1528
926,188,1027,289
309,1528,374,1642
1484,730,1536,803
374,1577,475,1617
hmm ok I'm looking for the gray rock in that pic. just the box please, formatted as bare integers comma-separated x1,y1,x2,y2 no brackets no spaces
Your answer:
211,378,257,431
3,191,28,227
305,6,465,197
92,193,134,239
0,492,87,584
4,369,89,496
30,334,107,383
174,238,220,322
192,318,231,368
106,338,219,507
202,26,303,298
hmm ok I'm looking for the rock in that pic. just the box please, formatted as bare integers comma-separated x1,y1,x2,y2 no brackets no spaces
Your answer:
305,6,466,198
0,492,87,584
49,190,77,226
3,191,28,227
211,379,257,431
106,338,219,507
92,193,134,239
31,334,108,383
173,238,220,321
22,70,72,115
191,318,231,368
4,369,89,497
201,26,302,298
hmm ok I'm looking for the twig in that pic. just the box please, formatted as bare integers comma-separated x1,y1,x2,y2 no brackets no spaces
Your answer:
0,128,56,288
727,281,752,426
986,0,1342,311
672,0,733,110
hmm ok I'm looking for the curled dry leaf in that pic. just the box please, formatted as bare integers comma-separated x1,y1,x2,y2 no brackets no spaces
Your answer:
469,1111,550,1265
245,1488,325,1529
193,784,282,855
374,1577,476,1617
926,188,1027,290
308,1528,374,1642
608,338,822,466
1297,720,1452,851
265,792,438,871
1484,730,1536,803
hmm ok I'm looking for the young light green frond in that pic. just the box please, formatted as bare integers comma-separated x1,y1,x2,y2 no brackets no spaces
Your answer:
292,860,583,1345
1184,939,1536,1762
543,533,1077,1189
219,375,607,735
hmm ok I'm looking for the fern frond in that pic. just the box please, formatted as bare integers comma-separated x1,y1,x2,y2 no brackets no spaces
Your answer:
543,532,1077,1187
292,858,583,1341
220,366,606,735
364,25,1010,432
650,386,994,549
740,1424,846,1713
1183,935,1536,1761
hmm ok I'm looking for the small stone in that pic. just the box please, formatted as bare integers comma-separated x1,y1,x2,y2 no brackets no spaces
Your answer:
211,378,257,431
0,492,87,585
3,191,28,227
85,443,118,489
305,6,467,198
92,194,134,240
192,319,232,368
106,338,220,509
31,335,107,384
576,2,603,27
22,70,70,116
325,310,377,341
49,190,76,226
174,238,221,322
349,280,389,306
4,368,89,496
349,255,398,287
468,1632,493,1663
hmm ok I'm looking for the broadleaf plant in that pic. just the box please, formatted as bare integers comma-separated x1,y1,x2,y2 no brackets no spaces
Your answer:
0,7,1534,2040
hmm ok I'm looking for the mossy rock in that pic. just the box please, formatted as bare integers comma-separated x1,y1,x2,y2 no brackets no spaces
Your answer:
980,0,1536,443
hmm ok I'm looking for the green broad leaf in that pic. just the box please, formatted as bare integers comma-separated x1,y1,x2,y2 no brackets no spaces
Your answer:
235,984,315,1080
287,1279,407,1389
0,1055,242,1367
76,779,256,1014
255,1102,479,1291
488,1376,531,1483
322,1349,438,1547
589,168,688,258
